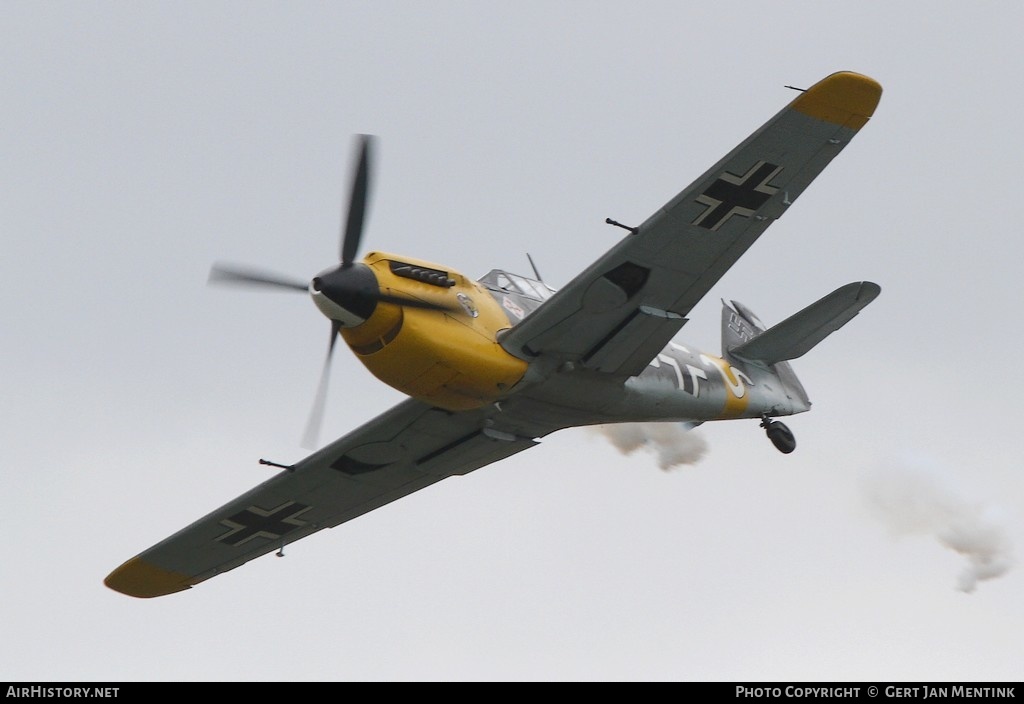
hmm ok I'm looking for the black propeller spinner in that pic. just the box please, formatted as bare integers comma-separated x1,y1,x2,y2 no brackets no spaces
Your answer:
208,134,453,449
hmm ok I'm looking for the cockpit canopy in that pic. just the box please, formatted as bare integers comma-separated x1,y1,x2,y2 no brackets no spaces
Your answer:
478,269,556,302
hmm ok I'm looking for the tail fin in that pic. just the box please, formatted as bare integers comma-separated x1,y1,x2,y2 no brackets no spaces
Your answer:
726,282,880,365
721,297,768,353
721,298,807,408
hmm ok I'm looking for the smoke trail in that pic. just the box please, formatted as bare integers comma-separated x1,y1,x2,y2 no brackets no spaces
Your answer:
862,455,1013,593
592,422,707,470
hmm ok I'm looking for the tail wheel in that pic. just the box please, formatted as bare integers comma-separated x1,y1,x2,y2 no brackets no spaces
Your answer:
761,418,796,454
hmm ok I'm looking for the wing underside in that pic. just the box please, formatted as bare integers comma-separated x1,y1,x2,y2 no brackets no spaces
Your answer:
499,71,882,378
105,399,538,598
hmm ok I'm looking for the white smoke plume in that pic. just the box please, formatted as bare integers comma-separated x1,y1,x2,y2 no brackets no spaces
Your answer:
862,456,1013,593
592,422,708,470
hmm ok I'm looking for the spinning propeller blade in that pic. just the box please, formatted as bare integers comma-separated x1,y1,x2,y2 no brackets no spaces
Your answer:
208,134,455,448
302,320,341,450
208,263,308,292
341,135,373,267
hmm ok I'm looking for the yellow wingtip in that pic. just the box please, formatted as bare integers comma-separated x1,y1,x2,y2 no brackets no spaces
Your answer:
791,71,882,130
104,557,194,599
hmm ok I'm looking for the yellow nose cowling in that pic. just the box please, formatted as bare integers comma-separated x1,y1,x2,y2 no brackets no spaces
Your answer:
340,252,528,410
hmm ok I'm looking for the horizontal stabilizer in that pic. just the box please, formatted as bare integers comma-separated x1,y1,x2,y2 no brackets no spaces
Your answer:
729,281,880,365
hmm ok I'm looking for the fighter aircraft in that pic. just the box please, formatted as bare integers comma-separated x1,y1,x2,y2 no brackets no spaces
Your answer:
105,70,882,598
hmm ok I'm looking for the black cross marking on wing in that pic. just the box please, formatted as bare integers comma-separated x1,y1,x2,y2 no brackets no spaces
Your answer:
693,161,782,231
216,501,312,547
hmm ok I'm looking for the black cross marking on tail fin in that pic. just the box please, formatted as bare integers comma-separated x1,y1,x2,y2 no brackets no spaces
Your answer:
216,501,312,547
693,161,782,231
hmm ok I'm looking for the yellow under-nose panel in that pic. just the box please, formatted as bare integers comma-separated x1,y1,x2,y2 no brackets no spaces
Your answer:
342,301,403,355
341,253,527,410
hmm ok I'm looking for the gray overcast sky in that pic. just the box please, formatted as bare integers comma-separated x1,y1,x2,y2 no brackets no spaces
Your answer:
3,1,1022,681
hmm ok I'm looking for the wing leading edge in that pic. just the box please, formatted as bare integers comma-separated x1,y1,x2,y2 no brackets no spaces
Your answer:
499,71,882,379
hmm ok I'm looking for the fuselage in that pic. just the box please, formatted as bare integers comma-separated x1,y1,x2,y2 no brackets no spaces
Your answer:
311,253,808,429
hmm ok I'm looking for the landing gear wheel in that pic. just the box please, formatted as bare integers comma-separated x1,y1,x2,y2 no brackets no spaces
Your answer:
761,416,796,454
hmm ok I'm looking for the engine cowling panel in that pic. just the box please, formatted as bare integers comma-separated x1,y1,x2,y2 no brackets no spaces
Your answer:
340,252,528,410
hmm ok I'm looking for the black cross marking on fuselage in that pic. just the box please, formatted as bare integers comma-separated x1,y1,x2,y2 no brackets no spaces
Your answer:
693,161,782,231
216,501,312,547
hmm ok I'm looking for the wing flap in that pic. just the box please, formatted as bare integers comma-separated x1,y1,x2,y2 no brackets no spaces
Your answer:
581,305,687,376
416,430,539,476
